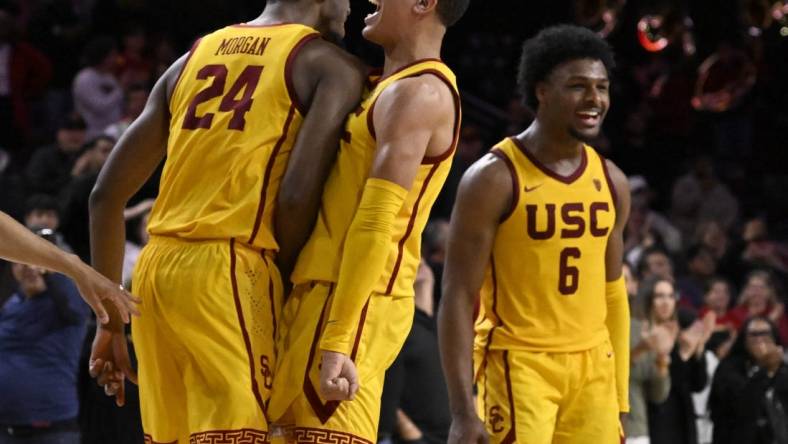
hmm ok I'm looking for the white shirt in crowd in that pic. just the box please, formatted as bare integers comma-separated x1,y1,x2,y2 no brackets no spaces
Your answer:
72,67,123,138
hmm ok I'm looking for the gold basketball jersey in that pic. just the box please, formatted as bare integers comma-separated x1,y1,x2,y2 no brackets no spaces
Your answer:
292,59,461,297
475,138,617,353
147,24,320,250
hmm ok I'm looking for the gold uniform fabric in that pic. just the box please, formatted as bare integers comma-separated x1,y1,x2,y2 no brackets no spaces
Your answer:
475,137,617,354
148,23,319,251
271,60,461,440
473,138,620,442
133,23,317,442
133,237,282,443
291,59,460,297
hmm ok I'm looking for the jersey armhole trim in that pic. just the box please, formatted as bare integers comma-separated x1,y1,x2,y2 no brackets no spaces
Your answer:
419,69,461,165
285,33,322,117
599,155,619,209
490,148,519,223
168,37,203,112
365,68,461,165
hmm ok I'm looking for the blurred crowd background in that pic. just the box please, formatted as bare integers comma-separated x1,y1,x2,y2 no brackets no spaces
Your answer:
0,0,787,443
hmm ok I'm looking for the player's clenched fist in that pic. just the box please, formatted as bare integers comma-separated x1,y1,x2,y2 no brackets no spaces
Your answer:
319,350,360,401
448,413,490,444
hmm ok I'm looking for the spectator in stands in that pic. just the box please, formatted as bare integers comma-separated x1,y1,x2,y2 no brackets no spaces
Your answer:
60,135,116,262
0,1,52,152
70,134,114,179
421,219,449,305
741,217,788,275
0,230,90,444
670,156,739,242
638,247,675,281
645,277,710,444
72,36,123,138
104,83,148,140
121,199,153,289
25,113,86,196
731,270,788,345
23,194,72,253
710,316,788,444
625,275,677,444
625,175,683,267
699,277,739,359
676,244,718,310
379,261,451,443
694,220,742,285
115,25,152,89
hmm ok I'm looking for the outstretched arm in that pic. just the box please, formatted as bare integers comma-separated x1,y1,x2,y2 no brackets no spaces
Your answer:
275,40,366,288
317,75,455,400
603,159,632,414
0,211,137,323
438,155,512,444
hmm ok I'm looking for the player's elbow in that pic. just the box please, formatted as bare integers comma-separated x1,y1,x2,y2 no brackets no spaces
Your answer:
88,181,122,214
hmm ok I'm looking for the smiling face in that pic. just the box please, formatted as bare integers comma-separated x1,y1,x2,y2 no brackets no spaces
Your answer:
362,0,412,45
536,58,610,143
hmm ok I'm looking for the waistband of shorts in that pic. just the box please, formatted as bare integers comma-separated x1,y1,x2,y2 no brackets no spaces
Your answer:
148,235,275,259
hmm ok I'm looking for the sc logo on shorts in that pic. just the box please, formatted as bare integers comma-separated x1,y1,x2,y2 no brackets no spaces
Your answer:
489,405,505,433
260,355,273,389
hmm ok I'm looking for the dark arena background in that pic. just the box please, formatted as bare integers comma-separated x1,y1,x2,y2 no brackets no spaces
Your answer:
0,0,787,443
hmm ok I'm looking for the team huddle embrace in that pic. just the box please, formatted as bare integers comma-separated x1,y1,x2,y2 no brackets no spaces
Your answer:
84,1,631,443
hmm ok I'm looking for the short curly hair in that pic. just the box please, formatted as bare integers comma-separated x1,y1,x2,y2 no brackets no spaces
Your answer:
517,25,615,111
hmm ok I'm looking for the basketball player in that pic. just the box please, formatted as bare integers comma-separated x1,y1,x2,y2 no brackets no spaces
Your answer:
268,0,469,441
0,210,137,323
438,25,631,443
87,1,366,442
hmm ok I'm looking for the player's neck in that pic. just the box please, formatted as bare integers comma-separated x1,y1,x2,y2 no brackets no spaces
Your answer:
252,4,319,28
518,121,584,163
381,31,444,78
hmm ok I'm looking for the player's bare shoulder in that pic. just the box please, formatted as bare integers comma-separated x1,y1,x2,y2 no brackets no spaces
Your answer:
380,75,455,124
455,151,517,223
293,38,367,88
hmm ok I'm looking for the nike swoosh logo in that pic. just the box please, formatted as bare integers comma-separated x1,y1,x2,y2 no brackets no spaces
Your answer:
524,184,543,192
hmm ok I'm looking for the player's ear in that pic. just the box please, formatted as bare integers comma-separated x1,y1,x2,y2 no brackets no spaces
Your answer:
413,0,438,16
535,81,549,107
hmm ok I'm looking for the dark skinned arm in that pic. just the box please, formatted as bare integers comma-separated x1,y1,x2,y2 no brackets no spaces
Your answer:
86,54,186,406
89,54,184,330
438,154,513,444
275,40,366,288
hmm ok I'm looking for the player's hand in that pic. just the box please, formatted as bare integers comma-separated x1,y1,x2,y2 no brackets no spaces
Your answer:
447,413,489,444
319,350,359,401
71,258,140,324
89,327,138,406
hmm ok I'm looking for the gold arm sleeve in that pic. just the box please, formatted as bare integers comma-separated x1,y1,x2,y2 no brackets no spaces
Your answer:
606,276,631,412
319,178,408,354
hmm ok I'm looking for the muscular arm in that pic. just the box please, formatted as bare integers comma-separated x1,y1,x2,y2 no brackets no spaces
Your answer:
319,76,455,354
88,55,185,330
438,156,512,418
275,41,366,287
604,159,632,413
